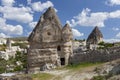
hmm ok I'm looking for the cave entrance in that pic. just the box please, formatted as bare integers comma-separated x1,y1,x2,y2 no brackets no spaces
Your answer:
60,58,65,65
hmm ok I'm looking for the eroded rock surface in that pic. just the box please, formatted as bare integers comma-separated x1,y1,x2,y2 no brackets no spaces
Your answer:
27,7,73,73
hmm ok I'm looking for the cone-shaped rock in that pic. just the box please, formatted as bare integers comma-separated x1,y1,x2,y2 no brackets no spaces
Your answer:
62,23,73,41
27,7,73,73
87,26,103,44
28,7,62,43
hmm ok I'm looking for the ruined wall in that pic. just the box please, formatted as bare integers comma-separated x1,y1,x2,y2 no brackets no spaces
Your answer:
71,46,120,64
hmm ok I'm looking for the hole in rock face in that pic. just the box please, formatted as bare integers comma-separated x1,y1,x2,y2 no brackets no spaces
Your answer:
60,58,65,65
57,45,61,51
47,32,51,35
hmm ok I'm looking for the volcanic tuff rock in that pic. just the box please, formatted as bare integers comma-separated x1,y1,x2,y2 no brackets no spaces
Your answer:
28,7,62,43
62,23,73,42
27,7,73,73
86,26,103,49
87,26,103,44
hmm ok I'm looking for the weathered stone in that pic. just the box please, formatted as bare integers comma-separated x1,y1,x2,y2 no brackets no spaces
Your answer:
62,23,73,42
71,46,120,64
6,38,11,50
86,26,103,50
27,7,73,73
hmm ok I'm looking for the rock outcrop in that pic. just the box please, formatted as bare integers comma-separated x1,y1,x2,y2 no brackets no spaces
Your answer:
28,7,62,43
86,26,103,49
27,7,73,73
71,46,120,64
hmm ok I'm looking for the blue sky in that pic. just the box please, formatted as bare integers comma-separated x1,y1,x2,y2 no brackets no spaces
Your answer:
0,0,120,42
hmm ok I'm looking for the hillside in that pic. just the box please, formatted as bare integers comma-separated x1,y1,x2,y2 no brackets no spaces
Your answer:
0,59,120,80
31,59,120,80
10,37,28,41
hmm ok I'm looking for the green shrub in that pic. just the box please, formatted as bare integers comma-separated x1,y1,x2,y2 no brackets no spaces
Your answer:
14,66,23,71
66,62,102,70
12,42,28,49
32,73,54,80
0,67,6,74
98,42,114,49
92,75,106,80
0,58,7,73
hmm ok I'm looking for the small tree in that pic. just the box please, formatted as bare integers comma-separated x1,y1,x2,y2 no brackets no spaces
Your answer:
0,57,7,73
14,51,27,71
92,75,106,80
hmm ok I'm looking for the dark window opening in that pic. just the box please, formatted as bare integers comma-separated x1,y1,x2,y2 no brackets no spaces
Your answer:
47,32,51,35
60,58,65,65
57,45,61,51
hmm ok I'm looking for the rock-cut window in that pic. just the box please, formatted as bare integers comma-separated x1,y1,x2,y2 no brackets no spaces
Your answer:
47,32,51,35
57,45,61,51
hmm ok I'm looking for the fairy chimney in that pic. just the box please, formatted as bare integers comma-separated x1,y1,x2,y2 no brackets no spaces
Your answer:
27,7,73,73
86,26,103,49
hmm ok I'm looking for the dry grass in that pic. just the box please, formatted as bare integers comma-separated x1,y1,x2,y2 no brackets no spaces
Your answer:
31,73,54,80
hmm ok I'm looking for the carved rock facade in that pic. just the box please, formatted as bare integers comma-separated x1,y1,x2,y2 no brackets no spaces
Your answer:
27,7,73,73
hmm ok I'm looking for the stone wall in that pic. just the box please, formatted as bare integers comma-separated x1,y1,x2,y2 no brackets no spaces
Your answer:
71,46,120,64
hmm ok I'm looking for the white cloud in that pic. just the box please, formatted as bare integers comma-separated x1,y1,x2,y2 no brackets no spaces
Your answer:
31,1,54,12
104,38,120,43
106,0,120,6
109,10,120,18
0,1,55,23
0,0,56,37
112,27,119,31
116,32,120,38
29,21,37,28
66,19,76,27
1,0,15,6
67,8,109,27
104,32,120,42
27,0,31,5
0,17,6,26
67,8,120,27
0,33,9,38
5,25,23,35
0,6,33,23
72,29,84,37
0,18,23,36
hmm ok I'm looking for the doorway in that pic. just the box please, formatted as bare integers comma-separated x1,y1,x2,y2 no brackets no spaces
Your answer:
60,58,65,65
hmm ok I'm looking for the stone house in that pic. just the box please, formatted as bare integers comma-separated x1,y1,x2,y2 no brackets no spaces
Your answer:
27,7,73,73
86,26,103,50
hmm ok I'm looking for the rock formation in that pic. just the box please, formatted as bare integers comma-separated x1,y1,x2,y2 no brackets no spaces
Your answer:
86,26,103,49
71,46,120,64
6,38,11,50
27,7,73,73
